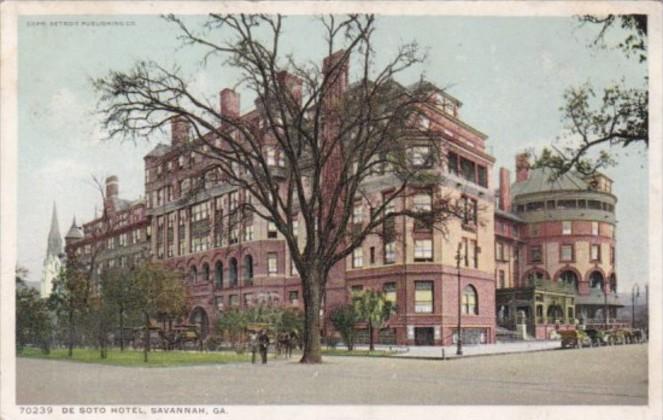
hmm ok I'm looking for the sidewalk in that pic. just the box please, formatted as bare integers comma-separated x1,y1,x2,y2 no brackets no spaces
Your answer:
350,340,562,359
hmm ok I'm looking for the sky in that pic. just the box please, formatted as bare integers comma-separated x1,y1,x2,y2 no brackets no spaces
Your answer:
17,14,648,294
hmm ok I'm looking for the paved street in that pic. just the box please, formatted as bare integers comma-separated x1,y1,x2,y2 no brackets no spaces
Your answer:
17,344,647,405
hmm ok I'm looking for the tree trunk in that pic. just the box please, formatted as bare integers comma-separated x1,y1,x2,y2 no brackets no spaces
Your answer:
68,309,74,358
143,312,150,363
300,273,323,363
119,308,125,352
368,322,375,352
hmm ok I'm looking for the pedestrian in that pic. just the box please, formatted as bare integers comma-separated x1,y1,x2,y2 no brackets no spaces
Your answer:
258,329,270,364
249,331,258,364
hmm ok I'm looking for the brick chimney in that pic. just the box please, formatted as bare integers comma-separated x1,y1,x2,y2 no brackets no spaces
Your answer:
322,50,349,100
105,175,119,199
515,153,530,182
499,168,512,211
220,88,240,120
171,116,190,147
276,70,303,105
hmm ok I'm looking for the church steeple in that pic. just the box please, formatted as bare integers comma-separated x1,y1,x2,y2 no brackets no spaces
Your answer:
46,202,63,258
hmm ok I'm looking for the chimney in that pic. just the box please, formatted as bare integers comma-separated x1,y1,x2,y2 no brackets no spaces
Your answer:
171,116,190,147
106,175,119,199
276,71,303,105
220,88,240,121
515,152,530,182
499,168,512,211
322,49,349,95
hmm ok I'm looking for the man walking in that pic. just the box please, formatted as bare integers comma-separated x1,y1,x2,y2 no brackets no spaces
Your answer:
249,331,258,364
258,329,270,364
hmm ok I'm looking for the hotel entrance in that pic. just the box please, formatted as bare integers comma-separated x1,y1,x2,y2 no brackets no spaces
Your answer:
414,327,434,346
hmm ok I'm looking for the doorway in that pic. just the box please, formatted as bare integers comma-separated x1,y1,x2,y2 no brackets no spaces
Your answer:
414,327,434,346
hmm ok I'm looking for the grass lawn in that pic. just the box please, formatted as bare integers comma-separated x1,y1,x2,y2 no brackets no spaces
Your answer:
18,347,250,367
321,348,396,358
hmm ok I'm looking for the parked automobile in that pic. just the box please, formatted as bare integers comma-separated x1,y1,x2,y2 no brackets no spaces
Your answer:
560,330,591,349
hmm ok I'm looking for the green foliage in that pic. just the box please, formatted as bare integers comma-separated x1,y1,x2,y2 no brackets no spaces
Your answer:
353,290,397,351
16,269,52,354
536,15,648,178
100,267,143,351
18,347,249,367
47,265,91,356
329,304,360,351
216,304,304,352
133,262,187,320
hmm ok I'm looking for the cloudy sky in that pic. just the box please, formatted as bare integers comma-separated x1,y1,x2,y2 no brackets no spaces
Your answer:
17,14,648,293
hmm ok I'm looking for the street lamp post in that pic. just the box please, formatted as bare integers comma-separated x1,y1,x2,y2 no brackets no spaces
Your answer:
631,283,640,328
455,242,463,356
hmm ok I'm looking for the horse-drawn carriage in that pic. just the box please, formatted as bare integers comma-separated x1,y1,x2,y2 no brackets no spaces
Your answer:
131,324,202,351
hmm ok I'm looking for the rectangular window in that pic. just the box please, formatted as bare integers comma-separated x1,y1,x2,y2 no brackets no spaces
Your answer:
414,281,433,313
610,246,615,264
526,201,545,211
496,242,505,261
353,204,364,224
560,244,574,262
267,253,278,276
562,221,572,235
477,165,488,187
546,200,556,209
498,270,506,288
591,222,599,236
384,241,396,264
458,157,475,183
462,196,478,226
267,221,278,239
265,146,276,166
229,295,239,306
352,247,363,268
369,247,375,264
243,293,254,307
448,152,459,175
557,199,577,209
414,193,433,230
243,224,254,241
288,291,299,305
530,245,542,263
414,239,433,262
350,285,363,300
383,282,397,304
409,145,433,168
588,200,602,210
471,239,479,268
578,199,587,209
591,244,601,262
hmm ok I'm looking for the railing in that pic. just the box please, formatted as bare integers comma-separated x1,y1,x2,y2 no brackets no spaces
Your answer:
533,279,576,294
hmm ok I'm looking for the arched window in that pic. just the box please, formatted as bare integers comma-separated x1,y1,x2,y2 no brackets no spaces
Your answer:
190,266,198,283
189,307,209,340
462,285,478,315
609,274,617,293
547,305,564,323
590,271,604,290
243,255,254,283
558,270,579,290
229,258,238,287
202,263,210,283
215,261,223,289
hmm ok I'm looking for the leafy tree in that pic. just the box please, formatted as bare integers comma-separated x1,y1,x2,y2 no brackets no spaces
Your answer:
16,267,52,353
95,14,465,363
535,14,647,178
133,261,187,362
100,267,142,351
329,304,360,351
216,307,248,352
353,289,396,351
83,296,116,359
48,264,89,357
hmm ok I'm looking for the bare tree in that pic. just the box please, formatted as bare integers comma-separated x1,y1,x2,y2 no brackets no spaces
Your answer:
95,14,466,363
535,14,647,178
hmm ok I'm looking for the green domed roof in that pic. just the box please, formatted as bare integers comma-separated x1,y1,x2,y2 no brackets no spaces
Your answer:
511,168,589,197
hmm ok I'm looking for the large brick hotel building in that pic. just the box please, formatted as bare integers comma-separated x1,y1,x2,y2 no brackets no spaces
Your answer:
63,51,622,346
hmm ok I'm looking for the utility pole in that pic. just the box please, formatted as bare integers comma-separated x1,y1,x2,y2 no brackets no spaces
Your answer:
455,242,463,356
631,283,640,328
603,280,609,330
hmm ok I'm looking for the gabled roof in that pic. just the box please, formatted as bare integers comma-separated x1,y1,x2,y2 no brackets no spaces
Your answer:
145,143,171,158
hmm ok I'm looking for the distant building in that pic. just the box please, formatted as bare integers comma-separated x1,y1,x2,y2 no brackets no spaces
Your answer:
495,154,624,339
41,203,64,298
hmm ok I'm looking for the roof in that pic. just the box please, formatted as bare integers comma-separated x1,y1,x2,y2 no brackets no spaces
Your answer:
511,167,589,197
494,208,525,224
145,143,171,158
46,203,63,257
65,217,84,240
